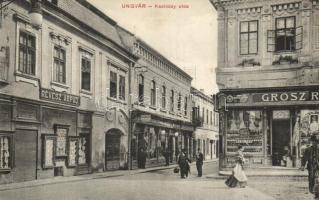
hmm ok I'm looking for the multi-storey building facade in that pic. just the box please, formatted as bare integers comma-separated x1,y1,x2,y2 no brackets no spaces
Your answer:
211,0,319,169
121,37,194,168
0,0,137,183
191,87,219,160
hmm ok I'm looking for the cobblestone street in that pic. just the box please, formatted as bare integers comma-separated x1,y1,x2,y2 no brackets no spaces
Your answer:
248,176,313,200
0,161,314,200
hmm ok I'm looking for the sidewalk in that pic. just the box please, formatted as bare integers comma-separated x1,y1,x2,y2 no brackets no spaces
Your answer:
0,159,217,192
206,166,308,179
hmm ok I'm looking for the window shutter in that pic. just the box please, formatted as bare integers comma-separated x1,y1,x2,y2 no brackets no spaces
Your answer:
267,30,275,52
296,26,303,50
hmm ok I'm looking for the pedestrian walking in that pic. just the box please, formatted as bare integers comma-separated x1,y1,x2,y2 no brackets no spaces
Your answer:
178,150,191,179
196,148,204,177
301,134,319,199
225,145,247,188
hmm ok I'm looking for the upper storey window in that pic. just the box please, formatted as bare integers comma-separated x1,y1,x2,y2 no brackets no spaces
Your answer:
276,17,295,51
53,46,66,84
240,21,258,55
138,75,144,103
19,31,36,75
150,80,156,107
81,57,91,91
267,16,302,52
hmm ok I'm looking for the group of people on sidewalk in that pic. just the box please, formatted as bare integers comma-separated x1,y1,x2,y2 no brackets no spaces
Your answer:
176,148,204,178
176,145,248,189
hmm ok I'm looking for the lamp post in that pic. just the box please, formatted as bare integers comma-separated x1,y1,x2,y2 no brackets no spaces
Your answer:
174,132,178,162
0,0,43,28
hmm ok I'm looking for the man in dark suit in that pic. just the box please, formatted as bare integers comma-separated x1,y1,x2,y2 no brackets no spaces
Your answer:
178,149,191,178
301,135,319,196
196,148,204,177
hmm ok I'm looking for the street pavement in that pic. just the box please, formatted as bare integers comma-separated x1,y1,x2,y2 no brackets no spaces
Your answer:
0,161,313,200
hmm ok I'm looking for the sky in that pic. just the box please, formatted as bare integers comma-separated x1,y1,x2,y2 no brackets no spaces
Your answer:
88,0,218,94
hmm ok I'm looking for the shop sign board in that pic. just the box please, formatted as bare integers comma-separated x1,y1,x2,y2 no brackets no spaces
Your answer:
253,91,319,103
40,87,80,106
139,114,151,122
272,110,290,120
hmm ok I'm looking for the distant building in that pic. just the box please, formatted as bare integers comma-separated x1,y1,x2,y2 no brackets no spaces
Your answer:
191,87,219,160
118,34,194,168
210,0,319,169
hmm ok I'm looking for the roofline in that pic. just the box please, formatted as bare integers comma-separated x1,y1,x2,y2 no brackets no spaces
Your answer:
75,0,117,26
191,87,214,104
136,38,193,81
42,0,137,62
209,0,218,10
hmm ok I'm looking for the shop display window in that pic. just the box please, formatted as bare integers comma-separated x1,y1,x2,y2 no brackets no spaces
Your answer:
67,137,79,167
0,134,12,171
158,130,167,157
226,110,264,155
146,127,157,159
54,125,69,157
42,135,56,169
78,135,89,165
299,110,319,156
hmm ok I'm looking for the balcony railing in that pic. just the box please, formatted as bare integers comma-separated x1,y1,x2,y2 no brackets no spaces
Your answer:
0,46,9,83
192,117,204,127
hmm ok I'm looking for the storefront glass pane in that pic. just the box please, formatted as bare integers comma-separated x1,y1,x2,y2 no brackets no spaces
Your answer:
147,128,157,159
226,110,264,155
299,110,319,156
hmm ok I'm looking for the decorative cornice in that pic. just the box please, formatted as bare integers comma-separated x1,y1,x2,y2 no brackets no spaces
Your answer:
271,2,300,12
49,31,72,45
237,6,261,14
211,0,303,10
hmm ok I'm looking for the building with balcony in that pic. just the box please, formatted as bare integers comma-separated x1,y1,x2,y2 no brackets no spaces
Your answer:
118,35,194,168
191,87,219,160
0,0,137,183
210,0,319,170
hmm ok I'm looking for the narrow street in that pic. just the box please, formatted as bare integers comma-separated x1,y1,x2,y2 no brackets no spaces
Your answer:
0,161,312,200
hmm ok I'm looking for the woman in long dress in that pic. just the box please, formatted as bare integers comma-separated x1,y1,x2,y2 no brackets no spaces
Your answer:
225,145,248,188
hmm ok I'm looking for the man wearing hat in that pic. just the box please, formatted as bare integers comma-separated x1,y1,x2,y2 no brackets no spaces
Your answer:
301,134,319,198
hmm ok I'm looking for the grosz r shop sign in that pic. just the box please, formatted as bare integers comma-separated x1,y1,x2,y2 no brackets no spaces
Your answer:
40,88,80,106
253,91,319,102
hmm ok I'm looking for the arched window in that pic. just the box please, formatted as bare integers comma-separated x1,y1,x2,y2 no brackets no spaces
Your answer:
184,96,188,116
177,93,182,111
170,90,174,112
151,80,156,106
161,86,166,109
138,75,144,103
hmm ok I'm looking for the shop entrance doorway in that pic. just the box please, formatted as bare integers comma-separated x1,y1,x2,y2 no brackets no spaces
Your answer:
105,129,121,170
272,120,290,166
14,129,37,182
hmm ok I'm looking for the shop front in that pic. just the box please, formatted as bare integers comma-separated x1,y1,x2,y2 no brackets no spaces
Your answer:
131,112,194,169
0,88,92,184
218,86,319,170
194,128,219,160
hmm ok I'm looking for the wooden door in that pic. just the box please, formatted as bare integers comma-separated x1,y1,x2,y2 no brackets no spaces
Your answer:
105,134,121,170
14,130,37,182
